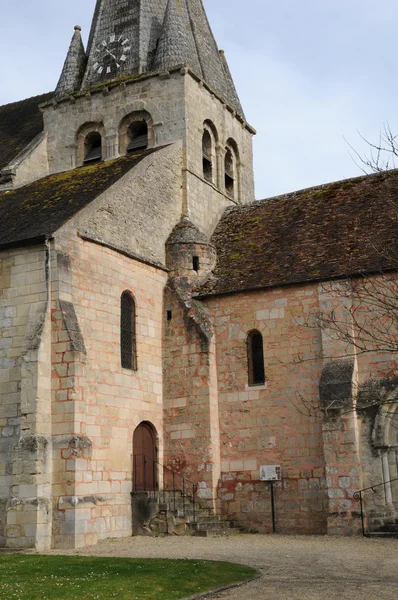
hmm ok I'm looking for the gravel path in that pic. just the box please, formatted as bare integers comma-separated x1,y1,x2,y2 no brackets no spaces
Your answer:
46,534,398,600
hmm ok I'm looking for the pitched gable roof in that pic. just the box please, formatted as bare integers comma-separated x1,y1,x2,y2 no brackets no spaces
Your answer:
0,93,53,171
198,170,398,298
0,148,160,249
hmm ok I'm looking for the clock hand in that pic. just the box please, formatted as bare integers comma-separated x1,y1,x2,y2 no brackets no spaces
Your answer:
104,48,117,60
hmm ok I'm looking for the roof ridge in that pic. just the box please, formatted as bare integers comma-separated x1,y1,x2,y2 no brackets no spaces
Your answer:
0,92,53,111
223,169,391,215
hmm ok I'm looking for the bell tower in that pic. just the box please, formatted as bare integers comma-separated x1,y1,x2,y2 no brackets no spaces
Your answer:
45,0,255,236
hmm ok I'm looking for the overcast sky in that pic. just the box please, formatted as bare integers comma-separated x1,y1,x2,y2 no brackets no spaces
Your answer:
1,0,397,199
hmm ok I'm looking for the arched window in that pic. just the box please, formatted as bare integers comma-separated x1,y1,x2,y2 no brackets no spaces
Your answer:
118,111,153,155
127,120,148,152
84,132,102,164
247,330,265,386
202,130,213,183
224,147,235,197
120,291,137,370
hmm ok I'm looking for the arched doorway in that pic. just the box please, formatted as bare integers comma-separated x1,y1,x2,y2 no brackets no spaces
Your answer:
133,422,157,491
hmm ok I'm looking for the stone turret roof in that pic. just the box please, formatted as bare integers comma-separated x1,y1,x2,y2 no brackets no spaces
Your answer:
166,217,209,245
80,0,243,116
0,92,53,172
55,26,87,98
197,170,398,298
153,0,202,77
0,148,160,249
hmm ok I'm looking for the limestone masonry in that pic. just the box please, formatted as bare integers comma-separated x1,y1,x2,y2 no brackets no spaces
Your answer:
0,0,397,549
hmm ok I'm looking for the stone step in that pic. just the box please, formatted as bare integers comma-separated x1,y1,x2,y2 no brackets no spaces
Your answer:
160,504,214,517
365,532,398,539
191,520,233,532
379,524,398,532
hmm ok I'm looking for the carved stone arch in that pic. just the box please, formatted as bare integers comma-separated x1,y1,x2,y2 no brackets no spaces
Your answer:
372,387,398,449
118,109,154,154
76,121,106,166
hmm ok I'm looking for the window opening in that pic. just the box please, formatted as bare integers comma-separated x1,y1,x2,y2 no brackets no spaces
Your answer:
84,132,102,164
121,292,137,370
193,256,200,272
247,330,265,386
202,130,213,183
167,310,172,321
225,148,234,197
127,121,148,152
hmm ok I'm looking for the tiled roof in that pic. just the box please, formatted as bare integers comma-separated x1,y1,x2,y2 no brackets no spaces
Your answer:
0,93,53,171
0,148,159,249
198,170,398,298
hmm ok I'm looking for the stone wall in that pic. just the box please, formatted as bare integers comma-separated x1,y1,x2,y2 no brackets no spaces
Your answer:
184,75,255,235
205,284,328,534
42,69,255,239
43,72,186,175
12,134,49,190
0,245,52,549
50,222,167,548
77,143,183,266
163,282,220,503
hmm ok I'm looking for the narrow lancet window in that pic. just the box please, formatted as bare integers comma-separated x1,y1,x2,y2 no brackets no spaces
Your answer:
121,291,137,370
84,132,102,164
127,121,148,152
202,130,213,183
247,330,265,386
225,147,235,197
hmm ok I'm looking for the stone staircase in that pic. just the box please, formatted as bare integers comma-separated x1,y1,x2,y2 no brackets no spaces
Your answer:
132,490,243,537
366,521,398,539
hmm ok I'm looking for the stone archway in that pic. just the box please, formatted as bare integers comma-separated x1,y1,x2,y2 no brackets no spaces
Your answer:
133,422,158,491
372,387,398,506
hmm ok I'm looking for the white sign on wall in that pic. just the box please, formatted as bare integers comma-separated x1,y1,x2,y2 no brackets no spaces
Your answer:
260,465,281,481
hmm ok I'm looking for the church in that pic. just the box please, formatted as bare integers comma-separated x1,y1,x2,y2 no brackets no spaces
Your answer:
0,0,397,550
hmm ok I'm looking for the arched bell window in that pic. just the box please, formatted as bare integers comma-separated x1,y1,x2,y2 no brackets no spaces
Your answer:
202,130,213,183
84,132,103,164
127,120,148,152
202,120,218,186
247,330,265,386
120,291,137,370
224,147,235,198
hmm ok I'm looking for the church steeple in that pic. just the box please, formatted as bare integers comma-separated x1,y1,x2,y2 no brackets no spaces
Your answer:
55,26,87,98
79,0,244,116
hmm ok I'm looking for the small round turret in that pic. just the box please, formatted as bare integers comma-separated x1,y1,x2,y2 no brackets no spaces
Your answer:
166,218,216,280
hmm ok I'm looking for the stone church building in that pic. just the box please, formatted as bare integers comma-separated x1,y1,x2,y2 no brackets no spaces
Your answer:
0,0,397,549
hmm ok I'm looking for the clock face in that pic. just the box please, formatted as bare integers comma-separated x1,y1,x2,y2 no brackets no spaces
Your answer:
92,34,132,76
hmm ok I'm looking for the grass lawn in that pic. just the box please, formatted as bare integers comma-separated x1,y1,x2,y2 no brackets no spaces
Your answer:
0,554,256,600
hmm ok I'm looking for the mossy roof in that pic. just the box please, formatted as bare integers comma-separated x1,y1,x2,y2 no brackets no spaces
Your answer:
0,92,53,171
198,170,398,298
0,148,160,249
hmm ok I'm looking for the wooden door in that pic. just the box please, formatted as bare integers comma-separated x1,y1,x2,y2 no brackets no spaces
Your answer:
133,422,157,491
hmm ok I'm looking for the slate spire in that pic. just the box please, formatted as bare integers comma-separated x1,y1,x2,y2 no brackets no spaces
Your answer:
80,0,244,116
153,0,203,77
185,0,244,116
55,26,87,98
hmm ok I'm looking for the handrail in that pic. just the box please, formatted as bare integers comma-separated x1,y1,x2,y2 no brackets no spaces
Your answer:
353,477,398,537
132,454,198,524
353,477,398,496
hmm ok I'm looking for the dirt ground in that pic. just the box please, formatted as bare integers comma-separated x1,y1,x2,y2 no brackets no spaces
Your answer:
45,534,398,600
